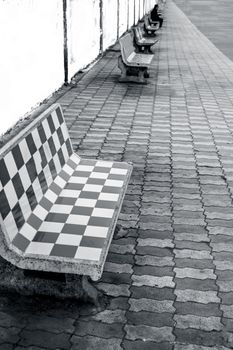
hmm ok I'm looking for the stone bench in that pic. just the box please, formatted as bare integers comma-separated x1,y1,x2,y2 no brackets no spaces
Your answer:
0,104,132,283
118,33,154,84
144,15,160,35
133,26,159,53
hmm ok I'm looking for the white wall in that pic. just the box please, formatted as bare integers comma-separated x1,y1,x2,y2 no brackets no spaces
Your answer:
102,0,118,50
1,0,155,136
119,0,128,36
0,0,64,135
67,0,100,80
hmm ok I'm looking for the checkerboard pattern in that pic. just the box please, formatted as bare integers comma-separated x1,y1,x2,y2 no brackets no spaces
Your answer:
0,104,132,267
0,105,73,244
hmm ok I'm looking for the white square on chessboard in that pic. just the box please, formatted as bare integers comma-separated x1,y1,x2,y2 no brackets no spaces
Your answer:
19,139,31,164
110,168,128,175
70,153,80,164
69,176,88,184
44,189,57,204
4,152,18,178
53,153,63,175
18,165,31,191
105,179,124,188
92,208,114,218
76,165,94,172
90,172,109,180
66,214,89,225
60,189,81,198
25,242,54,256
43,141,53,162
51,110,60,130
33,204,48,221
60,143,69,164
63,164,74,176
83,184,103,193
43,164,53,189
50,204,73,214
31,128,42,149
42,118,51,139
75,246,102,261
19,223,37,241
3,212,18,241
52,132,61,152
18,194,32,222
96,161,113,168
54,176,66,189
33,151,43,174
75,198,97,207
40,221,64,233
32,178,44,203
84,226,108,238
56,233,82,246
60,123,70,144
4,181,18,209
98,193,119,202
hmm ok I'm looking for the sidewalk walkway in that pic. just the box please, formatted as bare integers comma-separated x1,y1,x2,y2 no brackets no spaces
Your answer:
2,0,233,349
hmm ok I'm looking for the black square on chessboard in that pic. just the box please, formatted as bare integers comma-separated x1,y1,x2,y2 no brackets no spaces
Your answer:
38,171,48,194
47,114,56,134
26,185,37,211
26,133,37,156
26,158,37,183
12,203,25,230
58,148,65,167
37,123,47,144
12,145,24,170
0,190,11,219
50,244,77,258
0,158,10,186
57,127,65,146
48,137,56,157
12,173,24,200
33,231,59,243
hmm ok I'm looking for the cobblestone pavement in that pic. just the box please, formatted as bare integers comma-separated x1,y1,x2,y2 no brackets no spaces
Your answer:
1,0,233,349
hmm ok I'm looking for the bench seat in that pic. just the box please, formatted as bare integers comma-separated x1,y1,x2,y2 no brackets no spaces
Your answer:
0,104,132,281
118,33,154,83
128,52,153,66
133,27,159,53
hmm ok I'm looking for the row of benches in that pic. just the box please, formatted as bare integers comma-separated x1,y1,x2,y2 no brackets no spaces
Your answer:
118,14,162,84
0,10,163,300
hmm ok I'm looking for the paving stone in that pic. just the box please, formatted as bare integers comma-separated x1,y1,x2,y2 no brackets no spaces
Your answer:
25,315,75,334
137,238,174,248
88,309,126,324
175,278,218,291
174,329,224,347
132,275,175,288
175,289,220,303
123,340,173,350
97,283,130,297
175,258,215,269
19,330,71,349
125,325,175,342
75,320,124,339
174,314,222,331
127,310,173,327
174,345,230,350
175,301,221,317
174,267,216,280
174,249,212,260
101,271,131,285
133,266,173,277
129,298,175,313
135,255,174,267
104,262,133,274
131,286,175,301
71,335,123,350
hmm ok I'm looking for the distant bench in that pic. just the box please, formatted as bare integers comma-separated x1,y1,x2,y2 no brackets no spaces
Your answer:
144,15,160,35
118,33,154,84
133,26,159,53
0,104,132,282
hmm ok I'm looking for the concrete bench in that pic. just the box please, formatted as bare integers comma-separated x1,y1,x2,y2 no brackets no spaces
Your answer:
118,33,154,84
133,26,159,53
0,104,132,283
144,15,160,35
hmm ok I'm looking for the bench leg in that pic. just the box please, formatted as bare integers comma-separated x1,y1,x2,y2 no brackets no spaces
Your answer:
118,56,148,84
